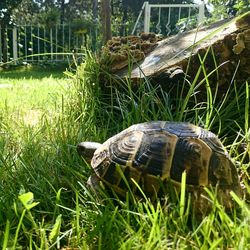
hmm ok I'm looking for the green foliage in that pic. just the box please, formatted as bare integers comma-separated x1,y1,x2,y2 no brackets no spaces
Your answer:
18,192,40,210
0,0,21,23
12,0,40,24
0,53,249,249
71,18,94,34
49,214,62,243
39,7,60,28
208,0,250,20
234,0,250,13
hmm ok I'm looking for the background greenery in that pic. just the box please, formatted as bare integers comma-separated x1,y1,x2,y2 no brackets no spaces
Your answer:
2,0,250,53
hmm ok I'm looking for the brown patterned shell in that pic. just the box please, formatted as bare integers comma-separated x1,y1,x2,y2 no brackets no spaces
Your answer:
91,121,241,199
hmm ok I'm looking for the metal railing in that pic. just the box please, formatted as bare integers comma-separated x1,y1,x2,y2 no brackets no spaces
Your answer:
0,24,87,64
132,1,205,35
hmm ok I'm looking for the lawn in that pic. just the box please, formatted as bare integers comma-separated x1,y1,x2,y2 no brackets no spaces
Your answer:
0,61,249,249
0,65,80,248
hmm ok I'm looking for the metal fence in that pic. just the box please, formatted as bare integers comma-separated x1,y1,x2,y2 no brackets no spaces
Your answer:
0,2,205,64
132,1,205,35
0,24,88,64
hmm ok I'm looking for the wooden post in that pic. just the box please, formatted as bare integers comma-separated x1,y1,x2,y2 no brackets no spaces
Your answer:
1,25,8,63
0,25,2,63
92,0,98,50
31,25,33,62
12,27,18,64
144,1,150,33
50,28,53,61
101,0,112,43
198,3,205,25
62,23,65,59
38,25,40,61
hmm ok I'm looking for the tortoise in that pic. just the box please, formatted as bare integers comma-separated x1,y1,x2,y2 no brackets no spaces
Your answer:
77,121,242,212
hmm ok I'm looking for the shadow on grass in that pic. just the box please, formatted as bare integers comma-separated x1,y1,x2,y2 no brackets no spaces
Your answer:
0,63,69,79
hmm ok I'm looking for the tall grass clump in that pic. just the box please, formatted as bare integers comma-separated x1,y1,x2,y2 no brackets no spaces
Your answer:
71,48,249,143
65,47,250,248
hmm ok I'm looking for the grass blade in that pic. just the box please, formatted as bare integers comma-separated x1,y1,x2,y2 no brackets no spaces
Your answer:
180,171,187,218
2,220,10,250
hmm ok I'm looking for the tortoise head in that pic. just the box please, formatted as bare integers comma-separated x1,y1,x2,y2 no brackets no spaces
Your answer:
77,142,102,163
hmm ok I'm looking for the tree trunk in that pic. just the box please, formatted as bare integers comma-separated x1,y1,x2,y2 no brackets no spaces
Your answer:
92,0,98,50
116,15,250,90
60,0,65,24
120,6,128,36
101,0,112,44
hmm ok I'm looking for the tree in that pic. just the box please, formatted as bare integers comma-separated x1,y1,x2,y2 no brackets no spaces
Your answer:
208,0,250,19
0,0,22,63
92,0,98,49
58,0,66,23
13,0,40,24
101,0,112,43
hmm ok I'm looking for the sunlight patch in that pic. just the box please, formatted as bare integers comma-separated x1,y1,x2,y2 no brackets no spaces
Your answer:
0,84,12,89
23,109,41,126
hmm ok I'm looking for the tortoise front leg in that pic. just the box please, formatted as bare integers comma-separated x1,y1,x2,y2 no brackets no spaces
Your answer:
87,174,101,193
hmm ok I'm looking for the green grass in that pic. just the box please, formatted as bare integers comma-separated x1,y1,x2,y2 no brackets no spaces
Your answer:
0,56,249,249
0,64,68,79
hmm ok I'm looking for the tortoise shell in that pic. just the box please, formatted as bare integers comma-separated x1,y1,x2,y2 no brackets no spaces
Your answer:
90,121,241,200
